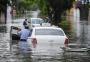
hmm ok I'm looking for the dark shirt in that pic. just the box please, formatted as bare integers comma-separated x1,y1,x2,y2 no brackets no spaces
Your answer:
23,21,27,25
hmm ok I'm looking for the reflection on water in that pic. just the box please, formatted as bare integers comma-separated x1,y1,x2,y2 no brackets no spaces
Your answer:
64,52,90,62
0,25,7,33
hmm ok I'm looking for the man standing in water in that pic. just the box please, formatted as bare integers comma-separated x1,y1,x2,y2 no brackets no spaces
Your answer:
18,26,31,53
23,19,29,28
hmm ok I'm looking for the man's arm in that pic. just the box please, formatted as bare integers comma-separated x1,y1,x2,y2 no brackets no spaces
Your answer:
18,30,21,36
28,29,32,37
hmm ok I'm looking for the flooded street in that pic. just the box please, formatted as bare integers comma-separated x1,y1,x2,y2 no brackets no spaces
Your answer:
1,0,90,62
0,6,89,62
0,28,90,62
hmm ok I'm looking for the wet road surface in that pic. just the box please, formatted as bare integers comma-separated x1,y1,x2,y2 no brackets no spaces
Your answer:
0,33,90,62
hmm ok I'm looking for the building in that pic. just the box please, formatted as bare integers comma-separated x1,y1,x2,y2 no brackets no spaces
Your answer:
67,0,90,47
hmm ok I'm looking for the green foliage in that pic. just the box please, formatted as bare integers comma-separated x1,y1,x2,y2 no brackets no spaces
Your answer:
0,0,9,12
24,0,74,26
59,19,74,39
59,19,71,35
12,0,37,11
36,0,48,16
12,0,75,26
45,0,75,26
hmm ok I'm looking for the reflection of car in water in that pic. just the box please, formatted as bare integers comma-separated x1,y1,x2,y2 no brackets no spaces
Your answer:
27,26,69,52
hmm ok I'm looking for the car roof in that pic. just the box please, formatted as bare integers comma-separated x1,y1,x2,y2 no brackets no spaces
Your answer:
31,26,66,36
27,18,43,20
33,26,63,30
28,18,44,22
30,18,43,19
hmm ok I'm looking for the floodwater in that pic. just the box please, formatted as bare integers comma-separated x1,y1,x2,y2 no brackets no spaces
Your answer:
0,28,90,62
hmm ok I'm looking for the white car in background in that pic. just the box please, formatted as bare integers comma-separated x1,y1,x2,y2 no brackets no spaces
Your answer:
27,26,69,52
28,18,45,27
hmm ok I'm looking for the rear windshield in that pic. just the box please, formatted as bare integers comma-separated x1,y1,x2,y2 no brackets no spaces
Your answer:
31,19,44,24
35,29,64,36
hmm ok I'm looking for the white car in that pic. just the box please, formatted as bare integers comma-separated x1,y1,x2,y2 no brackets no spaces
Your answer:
27,26,69,52
28,18,45,27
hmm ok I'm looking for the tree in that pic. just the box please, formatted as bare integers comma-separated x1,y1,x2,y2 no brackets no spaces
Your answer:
0,0,9,23
34,0,74,25
11,0,74,25
45,0,74,26
0,0,8,12
12,0,37,11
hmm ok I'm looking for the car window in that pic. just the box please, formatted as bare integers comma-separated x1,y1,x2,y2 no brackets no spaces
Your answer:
31,19,44,24
35,29,64,36
31,19,36,24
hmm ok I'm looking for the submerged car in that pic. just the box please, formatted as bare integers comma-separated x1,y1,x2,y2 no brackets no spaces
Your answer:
27,26,69,52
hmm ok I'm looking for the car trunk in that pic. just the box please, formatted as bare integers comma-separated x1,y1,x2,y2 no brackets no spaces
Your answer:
34,35,66,51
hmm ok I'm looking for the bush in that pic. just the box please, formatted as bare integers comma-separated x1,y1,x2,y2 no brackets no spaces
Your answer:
59,19,72,38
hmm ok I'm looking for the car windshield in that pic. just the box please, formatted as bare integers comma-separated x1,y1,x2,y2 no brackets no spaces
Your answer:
31,19,44,24
35,29,64,36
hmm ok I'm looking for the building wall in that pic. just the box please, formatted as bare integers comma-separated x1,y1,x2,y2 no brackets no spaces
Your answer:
66,4,81,38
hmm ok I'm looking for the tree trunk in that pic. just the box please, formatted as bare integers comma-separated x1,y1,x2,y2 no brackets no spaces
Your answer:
5,6,7,24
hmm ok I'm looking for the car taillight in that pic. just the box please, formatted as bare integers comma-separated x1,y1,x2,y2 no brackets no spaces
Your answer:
31,38,37,48
64,38,69,47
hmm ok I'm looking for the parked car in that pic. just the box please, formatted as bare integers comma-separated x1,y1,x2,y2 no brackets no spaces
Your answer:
28,18,45,27
27,26,69,52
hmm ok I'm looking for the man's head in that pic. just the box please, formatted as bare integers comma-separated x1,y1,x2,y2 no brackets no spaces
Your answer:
25,19,27,21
